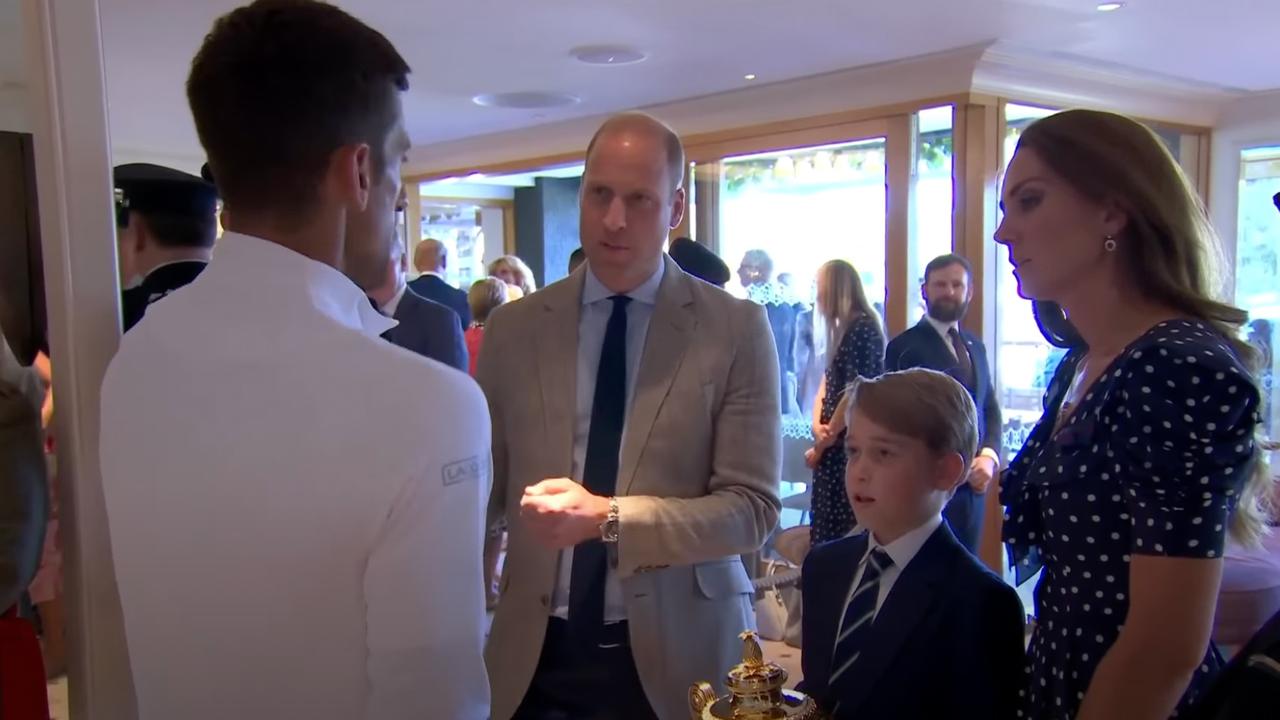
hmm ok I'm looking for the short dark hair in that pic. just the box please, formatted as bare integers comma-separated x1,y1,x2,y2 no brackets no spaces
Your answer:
139,211,218,250
923,253,972,284
187,0,410,216
584,113,685,194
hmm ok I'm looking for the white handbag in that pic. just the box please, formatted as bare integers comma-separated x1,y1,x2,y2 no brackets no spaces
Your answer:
753,560,801,642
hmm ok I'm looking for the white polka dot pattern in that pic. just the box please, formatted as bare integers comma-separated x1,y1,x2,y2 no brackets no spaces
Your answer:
999,320,1262,718
811,315,885,544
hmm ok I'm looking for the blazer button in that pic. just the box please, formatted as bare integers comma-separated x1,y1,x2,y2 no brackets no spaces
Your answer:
539,594,550,607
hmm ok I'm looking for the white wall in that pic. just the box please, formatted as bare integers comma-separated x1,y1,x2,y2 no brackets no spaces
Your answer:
1209,90,1280,294
0,84,30,132
22,0,138,715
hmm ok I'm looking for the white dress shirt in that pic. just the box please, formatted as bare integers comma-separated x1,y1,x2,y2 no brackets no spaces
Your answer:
100,232,490,720
550,261,665,622
380,281,408,317
844,514,943,620
925,315,960,360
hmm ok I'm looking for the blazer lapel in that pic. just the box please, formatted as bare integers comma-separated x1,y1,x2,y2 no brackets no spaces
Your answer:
535,275,584,477
830,524,958,716
908,321,946,369
619,256,694,496
918,320,976,392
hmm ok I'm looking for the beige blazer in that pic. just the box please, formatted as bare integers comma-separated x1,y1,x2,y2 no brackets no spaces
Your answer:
477,255,782,720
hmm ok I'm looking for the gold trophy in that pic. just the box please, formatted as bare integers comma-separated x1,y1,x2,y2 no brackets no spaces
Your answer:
688,631,825,719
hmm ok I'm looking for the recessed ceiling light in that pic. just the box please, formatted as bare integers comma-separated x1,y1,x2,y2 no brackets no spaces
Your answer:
466,173,487,181
744,74,757,81
472,92,581,109
570,45,648,66
1096,2,1124,11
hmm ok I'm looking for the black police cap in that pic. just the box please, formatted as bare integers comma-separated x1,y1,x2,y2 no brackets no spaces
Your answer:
113,163,217,227
669,237,731,288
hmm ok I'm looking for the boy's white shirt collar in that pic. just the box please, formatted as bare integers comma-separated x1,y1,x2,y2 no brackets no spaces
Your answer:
866,513,943,572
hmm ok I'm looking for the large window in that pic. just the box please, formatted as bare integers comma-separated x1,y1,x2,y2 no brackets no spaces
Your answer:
715,137,889,423
994,103,1063,463
1236,147,1280,439
911,106,955,323
416,200,490,289
718,137,889,313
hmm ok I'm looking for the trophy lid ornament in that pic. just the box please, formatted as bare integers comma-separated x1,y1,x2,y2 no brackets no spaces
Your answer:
688,631,824,719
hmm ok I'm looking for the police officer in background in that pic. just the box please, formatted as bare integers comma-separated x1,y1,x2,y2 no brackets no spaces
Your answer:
115,163,219,331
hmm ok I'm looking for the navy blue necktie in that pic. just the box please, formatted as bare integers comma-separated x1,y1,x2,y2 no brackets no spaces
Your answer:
830,546,893,689
568,295,631,645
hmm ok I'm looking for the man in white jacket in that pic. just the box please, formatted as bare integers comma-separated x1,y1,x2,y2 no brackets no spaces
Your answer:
98,2,490,718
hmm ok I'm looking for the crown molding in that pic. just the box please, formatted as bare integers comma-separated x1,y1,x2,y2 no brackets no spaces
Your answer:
972,43,1246,127
1217,88,1280,132
406,40,1263,178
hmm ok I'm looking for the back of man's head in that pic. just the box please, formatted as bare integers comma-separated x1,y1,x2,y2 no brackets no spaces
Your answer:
134,213,217,250
414,238,446,274
187,0,410,219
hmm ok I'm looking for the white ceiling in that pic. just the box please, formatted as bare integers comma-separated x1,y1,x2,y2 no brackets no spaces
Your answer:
4,0,1278,164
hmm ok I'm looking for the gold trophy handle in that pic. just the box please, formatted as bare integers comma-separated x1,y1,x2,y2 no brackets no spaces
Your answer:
688,681,718,719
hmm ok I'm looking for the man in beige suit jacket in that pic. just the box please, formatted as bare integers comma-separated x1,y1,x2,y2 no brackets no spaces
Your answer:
477,113,781,720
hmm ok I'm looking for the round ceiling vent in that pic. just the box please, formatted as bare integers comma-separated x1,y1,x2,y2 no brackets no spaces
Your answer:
472,91,581,109
570,45,648,66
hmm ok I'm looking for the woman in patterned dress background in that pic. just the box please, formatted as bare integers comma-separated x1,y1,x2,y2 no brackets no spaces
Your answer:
996,109,1270,719
805,259,884,544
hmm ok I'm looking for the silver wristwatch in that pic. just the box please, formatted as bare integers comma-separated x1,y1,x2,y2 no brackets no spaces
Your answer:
600,497,620,543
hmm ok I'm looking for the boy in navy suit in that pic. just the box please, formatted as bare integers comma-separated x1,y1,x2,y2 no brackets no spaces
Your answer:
798,369,1025,719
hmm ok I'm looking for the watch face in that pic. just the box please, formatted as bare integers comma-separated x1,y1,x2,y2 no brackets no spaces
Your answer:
602,519,619,543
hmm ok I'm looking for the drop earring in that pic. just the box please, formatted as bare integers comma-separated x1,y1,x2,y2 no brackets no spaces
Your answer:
1103,235,1117,252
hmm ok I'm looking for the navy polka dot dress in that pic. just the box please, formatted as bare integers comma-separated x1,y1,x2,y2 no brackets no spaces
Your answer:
1002,320,1262,719
811,314,884,544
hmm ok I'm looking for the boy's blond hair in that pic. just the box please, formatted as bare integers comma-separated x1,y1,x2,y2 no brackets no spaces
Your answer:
468,278,508,324
846,369,979,461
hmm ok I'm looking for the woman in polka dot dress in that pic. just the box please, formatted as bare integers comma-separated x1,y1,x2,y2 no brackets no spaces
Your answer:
806,259,884,544
996,110,1269,720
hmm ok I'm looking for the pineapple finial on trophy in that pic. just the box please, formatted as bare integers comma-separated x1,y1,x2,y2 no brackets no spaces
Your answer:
688,629,825,719
739,630,765,667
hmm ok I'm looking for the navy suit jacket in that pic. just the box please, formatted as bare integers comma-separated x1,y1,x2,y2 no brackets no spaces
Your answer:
798,525,1026,720
885,319,1002,457
407,274,471,328
122,260,208,332
382,287,468,373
